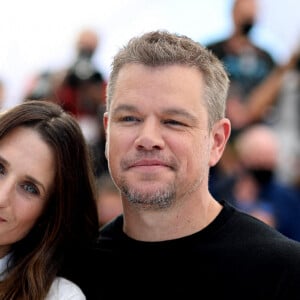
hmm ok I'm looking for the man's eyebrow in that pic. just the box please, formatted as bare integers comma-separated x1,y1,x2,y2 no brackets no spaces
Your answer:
112,104,138,114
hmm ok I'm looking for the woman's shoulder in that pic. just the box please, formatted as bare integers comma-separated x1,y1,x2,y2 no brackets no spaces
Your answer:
45,276,86,300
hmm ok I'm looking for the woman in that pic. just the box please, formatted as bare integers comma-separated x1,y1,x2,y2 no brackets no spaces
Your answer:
0,100,99,299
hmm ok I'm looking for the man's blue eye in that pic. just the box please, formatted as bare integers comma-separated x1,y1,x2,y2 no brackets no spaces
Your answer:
122,116,139,122
164,119,183,126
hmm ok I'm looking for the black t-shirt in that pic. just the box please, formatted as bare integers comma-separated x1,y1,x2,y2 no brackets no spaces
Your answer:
65,201,300,299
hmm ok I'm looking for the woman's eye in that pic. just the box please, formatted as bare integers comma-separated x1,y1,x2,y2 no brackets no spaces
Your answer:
21,183,39,195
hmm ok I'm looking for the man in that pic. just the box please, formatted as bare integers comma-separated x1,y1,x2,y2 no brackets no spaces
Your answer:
71,30,300,299
206,0,287,210
233,124,300,241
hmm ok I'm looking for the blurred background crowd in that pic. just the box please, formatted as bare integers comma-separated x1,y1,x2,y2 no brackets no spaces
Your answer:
1,0,300,240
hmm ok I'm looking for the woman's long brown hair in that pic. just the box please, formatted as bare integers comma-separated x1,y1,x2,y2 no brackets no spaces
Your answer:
0,100,99,300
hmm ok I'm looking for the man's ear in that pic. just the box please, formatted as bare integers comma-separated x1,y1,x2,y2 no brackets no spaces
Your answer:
103,112,109,160
209,118,231,167
103,111,109,133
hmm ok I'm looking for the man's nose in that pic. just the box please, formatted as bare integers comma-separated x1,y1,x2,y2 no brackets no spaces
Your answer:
134,119,165,151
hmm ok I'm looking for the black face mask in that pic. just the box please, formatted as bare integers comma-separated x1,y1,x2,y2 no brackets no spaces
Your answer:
247,169,274,186
240,21,254,36
78,48,94,59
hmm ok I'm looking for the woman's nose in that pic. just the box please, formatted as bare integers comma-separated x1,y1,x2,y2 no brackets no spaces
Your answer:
0,179,13,208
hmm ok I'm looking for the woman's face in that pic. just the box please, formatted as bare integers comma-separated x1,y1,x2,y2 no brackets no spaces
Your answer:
0,126,55,257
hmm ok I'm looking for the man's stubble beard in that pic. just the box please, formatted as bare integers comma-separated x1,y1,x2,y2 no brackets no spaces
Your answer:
117,174,203,211
118,177,176,210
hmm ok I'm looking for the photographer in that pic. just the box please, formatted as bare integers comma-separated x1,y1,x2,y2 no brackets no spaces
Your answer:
54,29,108,178
206,0,278,203
56,29,106,118
206,0,276,133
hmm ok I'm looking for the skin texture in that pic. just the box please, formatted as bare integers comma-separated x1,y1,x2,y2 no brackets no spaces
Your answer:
104,64,231,241
0,126,55,257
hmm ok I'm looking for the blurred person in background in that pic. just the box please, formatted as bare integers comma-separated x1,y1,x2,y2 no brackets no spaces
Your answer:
23,71,65,104
0,100,99,299
268,49,300,186
55,28,108,180
55,28,107,145
206,0,276,133
233,124,300,241
206,0,297,205
208,28,300,237
231,170,277,228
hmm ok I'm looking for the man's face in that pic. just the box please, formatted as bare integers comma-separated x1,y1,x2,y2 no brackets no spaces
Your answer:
104,64,224,210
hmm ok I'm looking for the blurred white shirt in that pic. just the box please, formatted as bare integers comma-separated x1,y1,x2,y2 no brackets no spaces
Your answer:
0,254,86,300
46,276,86,300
